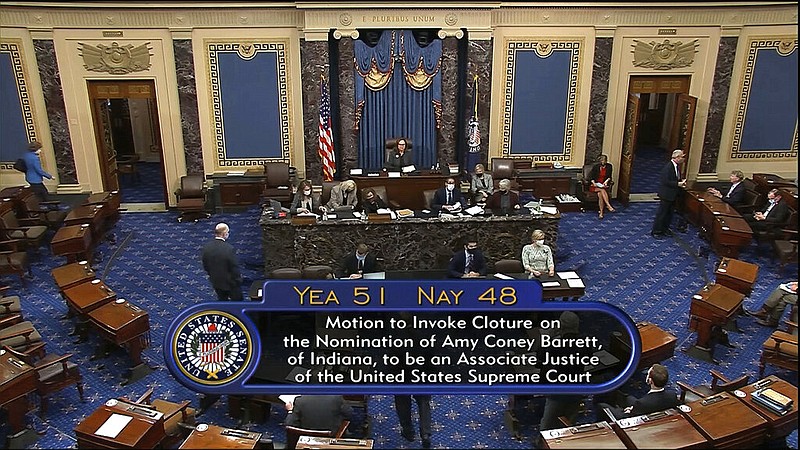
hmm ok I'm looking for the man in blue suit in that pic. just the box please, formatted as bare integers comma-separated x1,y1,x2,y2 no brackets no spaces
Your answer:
707,170,745,207
432,177,465,213
651,149,687,238
447,236,487,278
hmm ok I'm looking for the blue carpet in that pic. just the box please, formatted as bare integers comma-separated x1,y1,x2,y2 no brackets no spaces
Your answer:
631,145,669,194
118,161,166,203
1,204,796,449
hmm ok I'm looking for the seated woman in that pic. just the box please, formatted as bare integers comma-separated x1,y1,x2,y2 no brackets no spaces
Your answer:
326,179,358,210
590,154,615,219
384,138,413,171
290,180,320,214
470,163,494,204
361,188,388,214
521,229,554,277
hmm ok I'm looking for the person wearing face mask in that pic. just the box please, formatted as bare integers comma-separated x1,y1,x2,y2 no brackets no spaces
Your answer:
470,163,494,204
22,141,54,202
201,223,243,300
745,188,790,233
521,229,554,278
339,243,379,279
360,188,388,214
485,178,520,212
432,177,465,212
290,180,321,215
326,179,358,210
447,236,487,278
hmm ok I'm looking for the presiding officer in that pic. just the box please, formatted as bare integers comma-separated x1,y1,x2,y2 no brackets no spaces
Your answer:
201,223,243,300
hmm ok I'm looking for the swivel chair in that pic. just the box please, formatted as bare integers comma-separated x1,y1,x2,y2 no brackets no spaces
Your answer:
175,175,210,223
263,162,293,206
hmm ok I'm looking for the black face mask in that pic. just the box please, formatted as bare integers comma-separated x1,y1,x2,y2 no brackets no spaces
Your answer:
467,248,478,254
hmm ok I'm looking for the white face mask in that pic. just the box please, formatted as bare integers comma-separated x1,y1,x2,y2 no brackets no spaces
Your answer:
446,184,455,191
303,189,312,196
535,239,544,246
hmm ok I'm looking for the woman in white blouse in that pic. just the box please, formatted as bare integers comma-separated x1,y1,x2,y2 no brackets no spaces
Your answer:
521,229,554,277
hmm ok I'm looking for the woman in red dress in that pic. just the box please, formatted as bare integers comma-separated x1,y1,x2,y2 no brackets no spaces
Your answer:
590,154,615,218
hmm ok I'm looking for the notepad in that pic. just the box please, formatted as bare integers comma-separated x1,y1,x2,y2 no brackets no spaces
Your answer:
541,281,561,287
557,271,580,279
401,165,416,173
387,172,401,178
493,273,514,280
95,413,132,438
349,168,363,175
540,206,559,215
567,278,585,288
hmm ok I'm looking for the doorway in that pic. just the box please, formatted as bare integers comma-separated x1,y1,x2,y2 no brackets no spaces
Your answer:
88,80,166,204
617,76,696,204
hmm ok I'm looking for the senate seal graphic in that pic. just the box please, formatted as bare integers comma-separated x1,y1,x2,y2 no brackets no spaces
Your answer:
172,311,252,386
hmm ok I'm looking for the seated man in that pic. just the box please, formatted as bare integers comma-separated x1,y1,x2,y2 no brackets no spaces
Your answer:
470,164,494,204
384,138,413,171
485,179,520,212
707,170,745,207
361,188,388,214
432,177,465,213
285,395,352,433
326,180,358,210
600,364,680,420
339,243,378,279
745,188,790,233
447,236,487,278
746,281,797,327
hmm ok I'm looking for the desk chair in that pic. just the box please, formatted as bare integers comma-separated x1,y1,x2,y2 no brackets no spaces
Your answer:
577,163,614,212
495,259,523,274
269,268,303,279
422,189,437,210
285,420,349,450
175,175,211,223
320,181,337,207
384,138,413,167
21,192,67,230
0,239,31,286
116,154,140,184
759,326,798,377
263,162,293,206
0,317,45,358
361,185,400,209
0,286,21,319
0,207,48,251
772,228,797,274
303,265,334,280
676,369,750,404
4,345,84,417
491,158,516,189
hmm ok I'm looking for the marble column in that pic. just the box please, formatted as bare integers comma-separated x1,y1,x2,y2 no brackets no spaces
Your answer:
300,39,328,184
173,40,203,175
585,37,613,165
33,40,77,184
438,37,459,167
337,38,358,175
466,37,492,166
700,37,738,174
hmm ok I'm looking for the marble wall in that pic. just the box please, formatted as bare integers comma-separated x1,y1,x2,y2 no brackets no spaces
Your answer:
585,37,613,166
173,40,203,175
337,38,358,175
700,37,738,174
438,37,459,167
34,39,77,184
466,37,493,166
300,39,328,184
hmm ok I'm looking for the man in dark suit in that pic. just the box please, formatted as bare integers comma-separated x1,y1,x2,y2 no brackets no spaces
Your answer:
651,149,687,238
745,188,791,233
447,236,487,278
384,138,414,170
339,243,378,279
285,395,352,432
707,170,745,207
600,364,680,420
485,178,521,212
432,177,465,212
201,223,242,300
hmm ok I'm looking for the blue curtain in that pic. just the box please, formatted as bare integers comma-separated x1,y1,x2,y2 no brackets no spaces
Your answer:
354,30,442,170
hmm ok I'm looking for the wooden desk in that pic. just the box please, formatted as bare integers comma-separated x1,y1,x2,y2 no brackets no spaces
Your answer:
614,408,708,449
610,322,677,370
297,436,374,449
83,191,122,227
710,215,752,258
0,349,36,434
351,173,451,210
51,224,93,261
687,283,744,362
51,261,96,291
65,205,107,239
74,398,167,449
739,376,798,440
88,300,150,370
62,279,117,316
684,192,753,257
681,392,768,448
714,257,759,296
179,423,262,449
540,421,627,449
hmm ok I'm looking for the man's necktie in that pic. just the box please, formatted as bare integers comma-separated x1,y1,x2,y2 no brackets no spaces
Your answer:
447,191,452,204
465,254,473,273
358,259,364,271
764,202,775,217
675,163,681,180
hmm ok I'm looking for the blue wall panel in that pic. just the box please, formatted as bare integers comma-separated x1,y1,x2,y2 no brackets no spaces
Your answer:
217,51,282,159
0,53,28,163
740,48,797,151
509,50,570,154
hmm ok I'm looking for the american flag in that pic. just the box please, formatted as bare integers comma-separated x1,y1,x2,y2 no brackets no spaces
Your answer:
318,76,336,182
467,75,480,153
201,323,225,364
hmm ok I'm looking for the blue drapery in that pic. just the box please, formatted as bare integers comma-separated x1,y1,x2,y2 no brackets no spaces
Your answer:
354,30,442,170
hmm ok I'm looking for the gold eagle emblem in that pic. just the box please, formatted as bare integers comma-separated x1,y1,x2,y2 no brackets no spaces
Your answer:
632,39,698,70
78,41,152,74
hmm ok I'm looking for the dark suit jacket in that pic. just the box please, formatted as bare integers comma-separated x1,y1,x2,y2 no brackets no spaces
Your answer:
432,187,465,210
448,249,487,278
761,200,791,225
361,196,388,214
285,395,352,432
627,388,680,417
485,190,520,210
290,192,321,214
384,150,414,170
590,163,613,184
201,238,242,291
657,160,682,201
720,182,745,206
339,251,378,278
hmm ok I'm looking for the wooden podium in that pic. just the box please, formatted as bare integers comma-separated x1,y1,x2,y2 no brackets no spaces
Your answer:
540,421,627,449
681,392,768,448
687,283,744,362
614,408,707,449
179,423,263,449
739,376,798,440
714,257,759,296
51,261,96,292
88,299,152,385
74,398,166,449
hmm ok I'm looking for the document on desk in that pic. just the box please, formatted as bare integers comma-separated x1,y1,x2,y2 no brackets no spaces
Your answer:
493,273,514,280
95,413,133,438
567,278,585,288
465,205,484,216
557,271,580,279
540,206,559,215
387,171,401,178
541,281,561,288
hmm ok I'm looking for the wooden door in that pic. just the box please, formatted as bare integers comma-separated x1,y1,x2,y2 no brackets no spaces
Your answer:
669,93,698,176
617,93,641,206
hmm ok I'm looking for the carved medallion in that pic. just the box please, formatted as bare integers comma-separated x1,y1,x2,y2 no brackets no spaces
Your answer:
632,39,698,70
534,42,554,58
237,42,257,60
445,13,458,26
78,41,152,74
777,39,797,56
339,13,352,26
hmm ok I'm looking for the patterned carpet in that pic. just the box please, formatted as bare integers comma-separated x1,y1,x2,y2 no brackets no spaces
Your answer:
1,202,796,449
631,145,669,194
118,161,166,203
